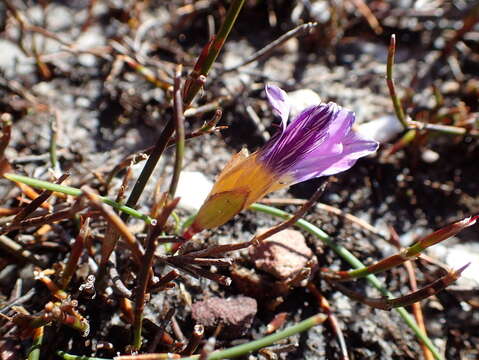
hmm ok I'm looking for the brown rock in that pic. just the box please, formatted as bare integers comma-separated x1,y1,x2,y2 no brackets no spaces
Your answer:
191,296,257,339
249,229,314,280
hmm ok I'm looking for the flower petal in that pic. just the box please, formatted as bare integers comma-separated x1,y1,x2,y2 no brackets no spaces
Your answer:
313,103,355,156
259,104,333,174
265,84,290,128
289,130,379,183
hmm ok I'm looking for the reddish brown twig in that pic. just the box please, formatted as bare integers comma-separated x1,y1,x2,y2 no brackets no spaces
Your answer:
308,283,349,360
327,264,470,310
60,217,90,289
12,174,69,224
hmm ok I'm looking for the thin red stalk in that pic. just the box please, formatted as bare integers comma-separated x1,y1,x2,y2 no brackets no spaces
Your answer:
12,174,69,224
60,218,90,289
327,216,477,281
132,198,180,350
308,283,349,360
328,264,470,310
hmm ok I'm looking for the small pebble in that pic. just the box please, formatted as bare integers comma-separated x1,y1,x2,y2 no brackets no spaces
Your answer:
249,229,314,280
421,148,440,163
356,115,403,143
428,242,479,290
191,296,257,338
287,89,321,119
175,171,213,212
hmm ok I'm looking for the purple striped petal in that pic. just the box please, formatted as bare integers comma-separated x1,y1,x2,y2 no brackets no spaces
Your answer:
259,104,332,174
265,84,290,128
259,91,379,184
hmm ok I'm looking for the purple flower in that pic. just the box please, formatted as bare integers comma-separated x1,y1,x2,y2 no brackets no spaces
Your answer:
261,84,379,185
184,85,379,237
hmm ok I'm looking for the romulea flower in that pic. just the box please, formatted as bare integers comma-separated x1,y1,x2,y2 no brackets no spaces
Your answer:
183,85,379,239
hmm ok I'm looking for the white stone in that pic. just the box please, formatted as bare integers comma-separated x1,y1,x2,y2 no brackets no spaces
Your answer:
421,148,440,163
175,171,213,212
0,40,33,76
75,26,105,49
78,53,97,67
287,89,321,119
356,115,404,143
45,5,74,32
428,242,479,289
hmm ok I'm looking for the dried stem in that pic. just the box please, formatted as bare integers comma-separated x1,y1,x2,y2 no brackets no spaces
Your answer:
81,187,144,265
168,65,185,199
12,174,69,224
132,198,180,351
0,199,85,235
253,181,328,243
442,2,479,57
3,173,153,223
108,251,133,298
408,120,479,138
49,112,59,172
60,217,90,289
0,234,42,266
308,283,349,360
348,0,383,35
221,22,318,73
182,324,204,356
327,263,469,310
147,308,175,353
120,55,172,90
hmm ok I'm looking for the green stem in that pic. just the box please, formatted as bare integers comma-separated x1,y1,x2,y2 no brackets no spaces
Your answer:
249,203,443,360
201,0,245,75
3,173,153,224
49,114,59,172
121,119,175,222
180,314,327,360
183,0,246,106
27,326,43,360
121,0,246,215
386,34,408,129
56,351,110,360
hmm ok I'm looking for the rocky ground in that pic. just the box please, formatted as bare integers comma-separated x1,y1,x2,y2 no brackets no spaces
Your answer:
0,1,478,359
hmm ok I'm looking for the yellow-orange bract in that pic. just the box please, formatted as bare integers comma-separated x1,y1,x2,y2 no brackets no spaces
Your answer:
184,149,291,237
